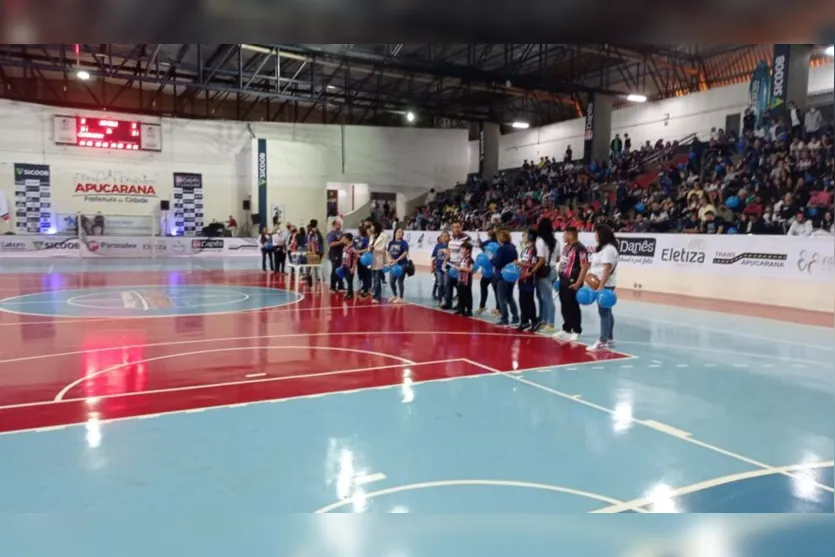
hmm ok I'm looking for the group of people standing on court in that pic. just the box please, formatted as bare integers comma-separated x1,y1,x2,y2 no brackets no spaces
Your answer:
257,220,326,276
431,219,619,352
325,218,414,304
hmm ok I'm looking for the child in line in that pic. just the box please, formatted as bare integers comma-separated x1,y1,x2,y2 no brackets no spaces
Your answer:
456,242,474,317
341,232,358,300
517,229,538,331
431,232,449,306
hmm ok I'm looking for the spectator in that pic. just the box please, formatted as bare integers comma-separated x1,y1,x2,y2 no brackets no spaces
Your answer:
787,210,813,236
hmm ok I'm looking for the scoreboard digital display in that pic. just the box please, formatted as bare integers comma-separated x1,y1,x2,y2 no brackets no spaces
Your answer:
77,117,141,150
53,115,162,151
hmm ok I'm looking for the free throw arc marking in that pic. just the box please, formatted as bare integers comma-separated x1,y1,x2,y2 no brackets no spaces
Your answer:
54,345,416,401
314,479,644,513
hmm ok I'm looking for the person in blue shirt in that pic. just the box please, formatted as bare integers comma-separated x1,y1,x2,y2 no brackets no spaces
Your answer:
477,228,499,316
492,229,519,326
431,232,449,306
353,224,371,299
326,219,345,292
387,228,409,303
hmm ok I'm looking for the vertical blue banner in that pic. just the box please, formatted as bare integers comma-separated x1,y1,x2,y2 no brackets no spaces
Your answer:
257,139,267,229
769,44,790,117
748,61,771,128
583,93,595,164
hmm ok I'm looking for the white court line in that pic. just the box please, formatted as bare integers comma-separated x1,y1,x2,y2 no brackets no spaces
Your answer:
0,302,390,327
0,330,634,368
314,478,644,514
0,361,492,438
131,291,151,312
461,358,835,495
10,292,253,305
353,472,387,486
245,372,267,378
0,284,305,319
1,357,475,412
591,460,835,513
54,345,416,401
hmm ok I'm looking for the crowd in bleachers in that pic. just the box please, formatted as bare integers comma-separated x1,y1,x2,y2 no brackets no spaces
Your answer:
408,103,835,236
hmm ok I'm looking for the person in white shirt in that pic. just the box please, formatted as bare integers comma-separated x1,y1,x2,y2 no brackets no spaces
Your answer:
273,225,289,274
804,106,823,136
533,218,560,333
367,219,389,304
585,225,619,351
787,211,813,236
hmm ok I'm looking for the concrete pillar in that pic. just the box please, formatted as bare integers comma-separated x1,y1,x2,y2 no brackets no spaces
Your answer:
583,93,613,163
770,44,812,116
479,122,500,178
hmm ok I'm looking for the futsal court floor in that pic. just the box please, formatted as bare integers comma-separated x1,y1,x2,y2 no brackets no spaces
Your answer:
0,258,832,532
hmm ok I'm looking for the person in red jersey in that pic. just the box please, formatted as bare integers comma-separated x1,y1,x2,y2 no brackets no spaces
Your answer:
455,242,475,317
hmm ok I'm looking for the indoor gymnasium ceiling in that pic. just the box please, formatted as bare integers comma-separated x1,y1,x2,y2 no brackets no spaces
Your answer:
0,43,831,134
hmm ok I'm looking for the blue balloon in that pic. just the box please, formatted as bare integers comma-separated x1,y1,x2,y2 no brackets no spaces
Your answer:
726,196,740,209
597,289,617,309
383,265,391,273
481,265,494,279
360,252,373,267
447,266,459,280
501,264,520,283
635,202,646,213
553,278,560,290
476,252,491,269
576,286,597,306
485,243,499,256
335,266,345,280
726,227,738,235
390,264,404,278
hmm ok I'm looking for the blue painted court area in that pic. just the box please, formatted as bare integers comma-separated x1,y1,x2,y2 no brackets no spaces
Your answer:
0,257,832,540
0,284,301,317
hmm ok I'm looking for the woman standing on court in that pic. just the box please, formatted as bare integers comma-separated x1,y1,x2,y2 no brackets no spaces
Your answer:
431,232,449,306
476,228,499,316
354,224,371,299
534,218,559,333
387,228,409,303
553,226,589,342
258,226,275,272
367,219,389,304
585,224,619,352
492,229,520,327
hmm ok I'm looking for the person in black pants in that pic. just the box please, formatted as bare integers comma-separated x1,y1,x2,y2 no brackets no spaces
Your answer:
455,243,475,316
326,220,345,292
258,226,274,272
553,226,589,341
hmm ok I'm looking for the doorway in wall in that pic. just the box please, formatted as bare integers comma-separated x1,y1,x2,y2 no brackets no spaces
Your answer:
724,113,741,138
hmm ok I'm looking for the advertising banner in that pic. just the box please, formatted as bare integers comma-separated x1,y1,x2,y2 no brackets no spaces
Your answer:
583,95,595,164
13,163,51,234
72,170,159,208
173,172,204,236
769,44,790,117
257,139,268,228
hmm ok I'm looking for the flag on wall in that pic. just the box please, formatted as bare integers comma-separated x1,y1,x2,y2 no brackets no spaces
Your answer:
748,60,771,127
0,191,9,221
769,44,790,117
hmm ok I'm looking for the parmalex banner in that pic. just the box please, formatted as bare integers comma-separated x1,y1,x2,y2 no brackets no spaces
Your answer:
346,230,835,284
0,235,261,258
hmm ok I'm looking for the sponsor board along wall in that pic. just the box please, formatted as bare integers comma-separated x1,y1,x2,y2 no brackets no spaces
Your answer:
1,231,832,312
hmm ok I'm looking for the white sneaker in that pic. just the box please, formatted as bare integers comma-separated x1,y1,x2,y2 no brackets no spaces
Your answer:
553,331,571,341
586,340,608,351
568,332,580,342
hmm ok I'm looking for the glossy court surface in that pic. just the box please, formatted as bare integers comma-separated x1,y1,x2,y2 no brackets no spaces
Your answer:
0,259,832,528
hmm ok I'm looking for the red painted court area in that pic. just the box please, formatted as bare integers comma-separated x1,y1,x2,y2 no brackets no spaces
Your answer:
0,271,629,434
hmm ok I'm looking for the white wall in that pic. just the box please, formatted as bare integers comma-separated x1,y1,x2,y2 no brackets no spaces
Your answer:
0,99,469,235
468,62,835,173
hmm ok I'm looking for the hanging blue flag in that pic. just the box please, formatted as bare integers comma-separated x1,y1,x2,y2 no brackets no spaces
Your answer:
748,61,770,128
